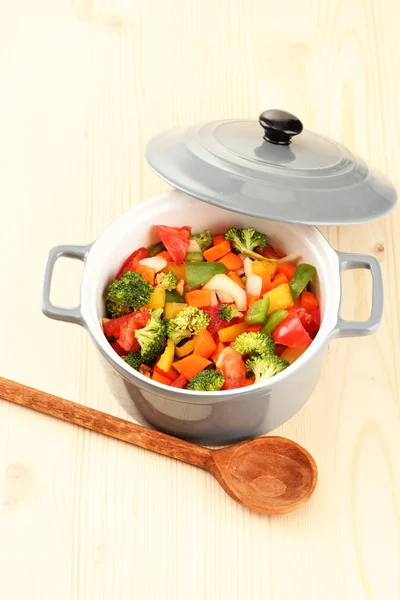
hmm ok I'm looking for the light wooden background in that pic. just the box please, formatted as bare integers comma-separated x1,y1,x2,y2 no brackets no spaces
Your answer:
0,1,399,599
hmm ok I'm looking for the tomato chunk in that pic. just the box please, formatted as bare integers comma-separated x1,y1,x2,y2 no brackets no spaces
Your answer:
216,347,247,390
114,311,151,352
156,225,191,265
103,311,150,339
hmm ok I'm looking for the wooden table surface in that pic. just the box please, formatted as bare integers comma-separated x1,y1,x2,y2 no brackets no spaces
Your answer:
1,1,399,599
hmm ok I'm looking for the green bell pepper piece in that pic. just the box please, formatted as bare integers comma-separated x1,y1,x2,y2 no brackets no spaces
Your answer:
245,297,270,325
262,309,288,334
185,252,204,262
185,261,227,290
148,241,166,257
289,264,316,299
165,289,186,303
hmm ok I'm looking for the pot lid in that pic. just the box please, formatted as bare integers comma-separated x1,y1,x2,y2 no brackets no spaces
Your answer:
146,109,397,225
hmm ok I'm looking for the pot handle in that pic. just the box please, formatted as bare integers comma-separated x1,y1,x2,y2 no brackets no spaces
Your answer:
42,244,92,326
331,251,383,339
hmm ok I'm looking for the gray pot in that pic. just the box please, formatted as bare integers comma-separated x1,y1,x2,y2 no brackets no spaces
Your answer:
42,190,384,444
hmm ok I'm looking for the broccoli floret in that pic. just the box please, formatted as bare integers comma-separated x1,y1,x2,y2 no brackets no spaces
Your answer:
233,332,275,356
106,301,133,319
166,321,192,345
155,271,178,290
106,271,153,315
134,308,167,364
218,304,243,322
245,354,289,383
187,369,226,391
224,227,269,261
166,306,211,345
122,350,142,371
190,230,213,252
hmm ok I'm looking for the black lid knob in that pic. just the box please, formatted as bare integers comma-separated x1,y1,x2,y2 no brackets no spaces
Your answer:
259,109,303,145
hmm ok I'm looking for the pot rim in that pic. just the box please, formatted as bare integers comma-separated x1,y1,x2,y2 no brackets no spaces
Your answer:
80,191,339,402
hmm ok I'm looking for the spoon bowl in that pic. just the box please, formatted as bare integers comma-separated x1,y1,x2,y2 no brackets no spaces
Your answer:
210,437,317,514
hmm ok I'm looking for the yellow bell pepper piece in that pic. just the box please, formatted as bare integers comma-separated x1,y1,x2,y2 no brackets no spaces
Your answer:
252,260,277,279
158,338,175,372
161,262,186,281
263,283,294,314
175,337,196,358
218,321,247,343
280,347,307,364
146,286,166,310
163,302,188,320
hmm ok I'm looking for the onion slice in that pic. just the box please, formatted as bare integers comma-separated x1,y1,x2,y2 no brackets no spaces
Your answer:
138,256,167,272
217,291,234,303
210,291,218,306
203,274,247,311
243,257,254,278
187,239,202,253
246,274,262,297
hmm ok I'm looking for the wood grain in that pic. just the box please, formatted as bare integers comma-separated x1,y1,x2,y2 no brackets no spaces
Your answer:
0,0,399,598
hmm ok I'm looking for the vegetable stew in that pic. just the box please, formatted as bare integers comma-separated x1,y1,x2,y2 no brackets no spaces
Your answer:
103,225,320,391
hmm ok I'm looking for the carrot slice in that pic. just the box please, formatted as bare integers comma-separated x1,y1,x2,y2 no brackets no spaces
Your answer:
270,272,289,290
244,377,256,387
172,355,212,379
210,341,226,363
203,240,231,262
260,273,272,295
194,328,217,359
135,264,155,285
213,234,225,246
218,252,243,271
156,250,173,261
276,262,297,280
152,371,172,385
246,295,259,308
300,290,319,310
185,290,212,308
227,271,246,289
154,362,179,382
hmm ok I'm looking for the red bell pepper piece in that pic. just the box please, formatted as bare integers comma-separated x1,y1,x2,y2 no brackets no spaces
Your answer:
297,308,321,338
116,247,149,279
216,347,247,390
273,309,312,348
274,344,287,357
110,341,126,356
156,225,191,265
170,373,188,388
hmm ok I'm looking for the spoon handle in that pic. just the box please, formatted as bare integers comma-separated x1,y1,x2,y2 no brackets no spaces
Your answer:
0,377,212,470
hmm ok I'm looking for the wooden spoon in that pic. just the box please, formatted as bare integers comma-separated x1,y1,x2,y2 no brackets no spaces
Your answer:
0,377,317,515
